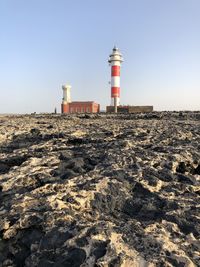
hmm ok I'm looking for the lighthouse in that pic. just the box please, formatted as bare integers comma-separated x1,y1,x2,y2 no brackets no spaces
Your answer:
108,46,123,113
61,84,71,113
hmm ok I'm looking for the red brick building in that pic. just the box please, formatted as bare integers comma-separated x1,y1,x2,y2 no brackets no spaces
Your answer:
61,101,100,114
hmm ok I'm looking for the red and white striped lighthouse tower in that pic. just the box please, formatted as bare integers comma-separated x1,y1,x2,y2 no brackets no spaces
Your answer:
108,46,123,112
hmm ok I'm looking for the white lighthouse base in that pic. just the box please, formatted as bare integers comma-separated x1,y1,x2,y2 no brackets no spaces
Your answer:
111,97,120,106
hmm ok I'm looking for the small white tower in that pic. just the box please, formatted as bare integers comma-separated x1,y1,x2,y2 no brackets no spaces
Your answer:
61,84,71,113
62,84,71,103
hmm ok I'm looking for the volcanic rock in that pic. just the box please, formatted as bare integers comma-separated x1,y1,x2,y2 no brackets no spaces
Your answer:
0,112,200,266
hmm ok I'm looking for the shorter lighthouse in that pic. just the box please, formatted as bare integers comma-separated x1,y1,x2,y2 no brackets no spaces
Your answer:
108,46,123,113
61,84,71,113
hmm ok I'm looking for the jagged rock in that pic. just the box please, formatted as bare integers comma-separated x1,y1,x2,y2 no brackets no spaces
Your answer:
40,228,73,250
0,112,199,266
0,163,9,174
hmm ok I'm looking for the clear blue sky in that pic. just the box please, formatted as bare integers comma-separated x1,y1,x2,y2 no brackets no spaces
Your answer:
0,0,200,113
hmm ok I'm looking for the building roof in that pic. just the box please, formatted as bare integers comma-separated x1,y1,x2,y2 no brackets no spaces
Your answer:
69,101,99,105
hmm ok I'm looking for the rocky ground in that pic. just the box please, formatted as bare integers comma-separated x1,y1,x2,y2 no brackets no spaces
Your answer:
0,112,200,267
